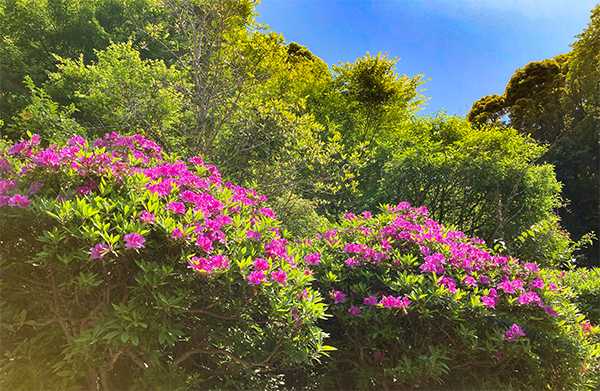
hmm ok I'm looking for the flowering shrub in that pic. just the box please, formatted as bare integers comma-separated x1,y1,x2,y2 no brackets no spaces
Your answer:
298,204,600,390
0,133,329,390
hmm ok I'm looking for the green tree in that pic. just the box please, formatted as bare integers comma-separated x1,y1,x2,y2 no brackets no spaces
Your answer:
0,0,121,132
466,5,599,266
377,115,562,247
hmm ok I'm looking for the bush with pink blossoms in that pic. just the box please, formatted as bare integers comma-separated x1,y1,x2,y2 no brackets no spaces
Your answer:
297,203,600,390
0,133,329,390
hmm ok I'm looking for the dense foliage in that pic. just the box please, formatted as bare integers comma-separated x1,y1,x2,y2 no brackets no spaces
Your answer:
1,0,599,389
298,205,599,390
467,5,600,267
0,133,330,390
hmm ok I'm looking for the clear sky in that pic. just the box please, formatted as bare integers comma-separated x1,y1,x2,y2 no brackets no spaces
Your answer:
256,0,598,116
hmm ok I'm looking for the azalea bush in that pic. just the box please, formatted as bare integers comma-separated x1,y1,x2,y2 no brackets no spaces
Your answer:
0,133,329,390
297,204,600,390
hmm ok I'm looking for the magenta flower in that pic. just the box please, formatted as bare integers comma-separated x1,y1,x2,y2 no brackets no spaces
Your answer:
380,295,411,308
330,290,346,304
171,228,183,238
481,295,496,309
29,182,45,194
271,269,287,286
498,280,515,293
138,210,155,223
544,305,558,316
530,278,545,289
524,262,539,272
438,277,457,293
166,201,186,214
209,254,230,270
8,194,31,209
478,275,490,284
364,296,379,306
90,244,110,259
258,207,276,219
188,256,212,273
246,229,261,240
345,257,360,268
504,324,526,342
517,291,542,306
196,235,213,253
124,232,145,248
348,306,362,316
253,258,270,271
304,252,321,265
247,270,266,285
463,276,478,287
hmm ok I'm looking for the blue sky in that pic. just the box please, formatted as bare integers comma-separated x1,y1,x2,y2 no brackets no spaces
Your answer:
256,0,598,116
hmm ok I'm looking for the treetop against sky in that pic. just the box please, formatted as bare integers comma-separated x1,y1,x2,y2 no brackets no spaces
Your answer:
257,0,598,115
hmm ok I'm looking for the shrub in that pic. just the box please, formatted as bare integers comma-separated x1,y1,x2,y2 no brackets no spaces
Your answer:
0,133,329,390
298,204,600,390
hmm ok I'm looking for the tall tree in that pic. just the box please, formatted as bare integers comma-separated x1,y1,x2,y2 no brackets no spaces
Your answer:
466,5,599,266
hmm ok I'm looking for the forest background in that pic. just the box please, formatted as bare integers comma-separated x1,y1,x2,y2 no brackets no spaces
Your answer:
1,0,598,267
0,0,599,390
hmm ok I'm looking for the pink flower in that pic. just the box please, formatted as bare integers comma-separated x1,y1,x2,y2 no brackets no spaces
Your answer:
166,201,186,214
258,207,276,219
581,323,594,333
253,258,270,271
530,278,544,289
138,210,155,223
196,235,213,253
124,232,145,248
8,194,30,209
171,228,183,238
544,305,558,316
246,229,261,240
517,291,542,306
438,277,457,293
380,295,411,308
247,270,266,285
209,254,230,270
348,306,362,316
345,257,360,267
29,182,44,194
90,244,110,259
373,351,386,361
524,262,539,272
463,276,478,287
498,280,515,293
478,275,490,284
481,295,496,309
330,290,346,304
304,252,321,265
271,269,287,286
364,296,378,306
504,324,526,342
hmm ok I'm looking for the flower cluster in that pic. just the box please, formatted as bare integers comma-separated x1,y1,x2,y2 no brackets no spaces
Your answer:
1,133,300,290
306,202,561,319
503,324,526,342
